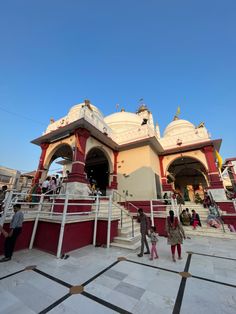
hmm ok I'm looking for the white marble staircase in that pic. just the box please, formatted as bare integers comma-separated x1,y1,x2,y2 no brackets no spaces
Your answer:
182,202,236,239
97,199,141,250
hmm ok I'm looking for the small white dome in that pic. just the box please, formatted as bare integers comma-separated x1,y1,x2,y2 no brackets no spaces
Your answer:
104,111,142,132
164,119,195,137
68,102,104,119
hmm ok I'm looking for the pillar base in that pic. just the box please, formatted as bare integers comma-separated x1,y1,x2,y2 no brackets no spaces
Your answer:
61,182,90,198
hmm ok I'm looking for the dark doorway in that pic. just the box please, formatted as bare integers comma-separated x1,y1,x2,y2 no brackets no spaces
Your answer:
85,148,109,195
168,157,208,202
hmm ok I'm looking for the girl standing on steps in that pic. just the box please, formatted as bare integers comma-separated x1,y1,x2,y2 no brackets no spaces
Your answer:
166,210,186,262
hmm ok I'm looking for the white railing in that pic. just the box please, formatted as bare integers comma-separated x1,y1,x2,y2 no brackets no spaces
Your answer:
1,191,118,258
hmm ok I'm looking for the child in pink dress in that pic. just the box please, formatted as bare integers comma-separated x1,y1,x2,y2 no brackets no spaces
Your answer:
149,226,159,260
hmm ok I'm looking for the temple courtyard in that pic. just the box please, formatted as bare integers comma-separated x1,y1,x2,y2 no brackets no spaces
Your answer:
0,236,236,314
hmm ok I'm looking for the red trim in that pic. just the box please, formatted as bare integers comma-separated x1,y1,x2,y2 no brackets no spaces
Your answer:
202,146,223,188
109,151,118,189
159,156,164,177
161,139,222,156
222,215,236,229
113,151,118,175
96,220,119,246
120,200,166,213
53,199,93,213
216,202,236,213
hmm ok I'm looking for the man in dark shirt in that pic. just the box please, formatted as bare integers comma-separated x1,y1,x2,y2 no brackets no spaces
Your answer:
0,203,24,262
137,208,150,257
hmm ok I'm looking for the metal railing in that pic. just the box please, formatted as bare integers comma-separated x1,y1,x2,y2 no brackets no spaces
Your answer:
1,190,138,255
112,190,139,212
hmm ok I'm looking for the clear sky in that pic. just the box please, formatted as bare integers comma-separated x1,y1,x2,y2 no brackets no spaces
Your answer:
0,0,236,173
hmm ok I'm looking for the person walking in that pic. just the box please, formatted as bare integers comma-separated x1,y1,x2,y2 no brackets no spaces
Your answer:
137,208,150,257
0,204,24,262
166,210,185,262
149,226,159,260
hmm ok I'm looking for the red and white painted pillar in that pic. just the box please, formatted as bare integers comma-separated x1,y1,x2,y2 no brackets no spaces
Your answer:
62,128,91,196
159,156,173,193
203,146,228,205
33,143,49,184
109,151,118,190
203,146,223,189
66,128,90,184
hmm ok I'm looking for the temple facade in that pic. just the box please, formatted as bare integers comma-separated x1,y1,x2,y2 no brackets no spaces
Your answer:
31,100,229,208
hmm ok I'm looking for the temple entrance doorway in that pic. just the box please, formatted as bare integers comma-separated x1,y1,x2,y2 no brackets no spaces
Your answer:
167,157,208,202
85,148,109,195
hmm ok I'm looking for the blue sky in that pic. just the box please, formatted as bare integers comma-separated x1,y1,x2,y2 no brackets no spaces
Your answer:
0,0,236,172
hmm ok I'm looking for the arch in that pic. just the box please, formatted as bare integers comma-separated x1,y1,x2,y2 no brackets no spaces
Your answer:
85,147,111,195
44,143,73,172
166,156,209,202
165,154,208,177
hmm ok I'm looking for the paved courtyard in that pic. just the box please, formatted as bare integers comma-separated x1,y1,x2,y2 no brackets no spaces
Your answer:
0,236,236,314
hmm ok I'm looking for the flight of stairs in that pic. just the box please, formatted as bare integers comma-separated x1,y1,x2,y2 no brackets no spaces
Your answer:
182,202,236,240
97,199,141,250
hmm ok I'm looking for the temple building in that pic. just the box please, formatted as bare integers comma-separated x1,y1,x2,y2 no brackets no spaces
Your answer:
31,100,230,211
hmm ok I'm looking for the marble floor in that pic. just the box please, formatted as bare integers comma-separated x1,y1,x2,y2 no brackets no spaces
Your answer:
0,236,236,314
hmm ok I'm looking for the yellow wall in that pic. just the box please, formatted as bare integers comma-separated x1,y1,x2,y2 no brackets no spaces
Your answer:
117,145,161,200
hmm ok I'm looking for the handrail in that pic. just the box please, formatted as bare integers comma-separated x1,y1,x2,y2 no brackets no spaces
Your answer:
112,201,135,238
112,190,139,213
214,203,225,233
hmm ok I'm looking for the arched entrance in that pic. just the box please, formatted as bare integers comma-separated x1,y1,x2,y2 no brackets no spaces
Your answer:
85,148,109,195
167,157,208,202
46,144,73,178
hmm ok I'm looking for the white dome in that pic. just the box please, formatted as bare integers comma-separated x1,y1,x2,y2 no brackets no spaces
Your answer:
164,119,195,137
68,102,104,119
104,111,142,132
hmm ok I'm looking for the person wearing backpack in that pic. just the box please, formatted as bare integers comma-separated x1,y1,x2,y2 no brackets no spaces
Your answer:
137,208,150,257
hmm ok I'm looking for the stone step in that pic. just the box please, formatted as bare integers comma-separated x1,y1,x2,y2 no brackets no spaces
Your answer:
111,234,141,250
110,241,141,250
185,230,236,239
183,226,226,234
118,226,140,237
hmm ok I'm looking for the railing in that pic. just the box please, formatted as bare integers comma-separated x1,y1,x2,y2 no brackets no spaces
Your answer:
212,202,226,233
1,190,140,255
111,201,135,238
0,191,103,257
112,190,139,212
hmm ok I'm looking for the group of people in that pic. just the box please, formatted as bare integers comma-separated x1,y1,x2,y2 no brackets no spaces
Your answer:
41,174,62,194
180,208,202,229
137,208,186,262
